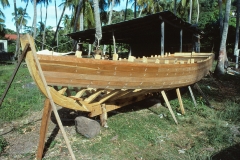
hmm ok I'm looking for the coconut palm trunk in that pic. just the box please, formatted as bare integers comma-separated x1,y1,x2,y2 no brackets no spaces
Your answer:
73,0,83,33
52,3,66,46
215,0,231,76
234,0,240,68
93,0,102,48
219,0,223,37
32,0,37,38
42,3,48,50
124,0,128,21
189,0,192,23
13,0,20,60
103,0,115,55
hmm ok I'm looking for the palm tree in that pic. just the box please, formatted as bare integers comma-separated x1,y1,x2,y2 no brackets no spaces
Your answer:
13,0,21,60
73,0,83,33
219,0,223,36
93,0,102,49
39,0,52,49
52,1,67,46
12,7,30,31
234,0,240,68
215,0,231,76
33,0,37,38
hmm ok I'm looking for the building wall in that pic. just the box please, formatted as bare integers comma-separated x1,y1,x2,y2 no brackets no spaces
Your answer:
0,40,8,52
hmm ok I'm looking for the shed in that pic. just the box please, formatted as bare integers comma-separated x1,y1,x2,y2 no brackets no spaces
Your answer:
67,11,203,57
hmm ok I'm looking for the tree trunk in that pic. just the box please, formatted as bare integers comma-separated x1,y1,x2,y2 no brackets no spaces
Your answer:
138,7,143,17
234,0,240,69
134,0,136,18
13,0,20,60
189,0,192,23
42,3,48,50
80,11,84,31
215,0,231,76
108,0,115,25
33,0,37,38
73,0,83,33
174,0,177,15
219,0,223,37
124,0,128,21
52,4,66,46
55,0,58,48
103,0,115,55
93,0,102,48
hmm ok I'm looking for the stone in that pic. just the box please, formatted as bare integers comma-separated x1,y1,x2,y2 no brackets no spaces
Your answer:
75,116,101,138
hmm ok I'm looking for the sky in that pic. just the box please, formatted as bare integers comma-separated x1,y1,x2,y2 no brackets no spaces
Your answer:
4,0,132,32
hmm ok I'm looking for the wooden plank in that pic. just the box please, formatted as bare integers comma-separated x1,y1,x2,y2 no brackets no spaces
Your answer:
96,90,120,104
84,90,103,103
37,99,52,160
188,86,197,107
44,76,198,90
73,88,88,98
100,104,108,127
58,87,67,95
176,88,185,115
89,93,153,117
106,89,134,101
161,90,178,125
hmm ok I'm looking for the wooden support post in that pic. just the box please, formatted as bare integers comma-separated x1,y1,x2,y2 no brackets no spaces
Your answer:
37,99,52,160
188,86,197,107
176,88,185,115
194,83,213,108
100,104,108,127
161,91,178,125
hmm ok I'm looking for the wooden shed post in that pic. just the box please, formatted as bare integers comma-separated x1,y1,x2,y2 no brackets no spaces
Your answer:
161,21,165,56
180,29,183,52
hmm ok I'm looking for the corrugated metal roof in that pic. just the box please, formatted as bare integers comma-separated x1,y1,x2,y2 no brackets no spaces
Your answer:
67,11,203,45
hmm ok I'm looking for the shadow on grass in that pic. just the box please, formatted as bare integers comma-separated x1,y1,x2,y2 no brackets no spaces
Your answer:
211,143,240,160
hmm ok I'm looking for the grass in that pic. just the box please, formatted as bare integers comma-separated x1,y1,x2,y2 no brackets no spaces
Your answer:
0,63,240,159
0,63,44,122
0,136,8,154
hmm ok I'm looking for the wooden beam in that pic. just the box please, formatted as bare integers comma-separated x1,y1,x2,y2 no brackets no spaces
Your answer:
176,88,185,115
161,90,178,125
37,99,52,160
188,86,197,107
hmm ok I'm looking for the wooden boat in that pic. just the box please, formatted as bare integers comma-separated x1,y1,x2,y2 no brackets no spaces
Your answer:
20,33,214,160
20,34,214,120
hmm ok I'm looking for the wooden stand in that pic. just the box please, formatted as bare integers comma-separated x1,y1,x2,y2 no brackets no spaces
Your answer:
188,86,197,107
176,88,185,115
37,99,52,160
161,91,178,125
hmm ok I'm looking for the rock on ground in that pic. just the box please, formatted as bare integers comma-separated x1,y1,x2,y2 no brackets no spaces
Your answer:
75,116,101,138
